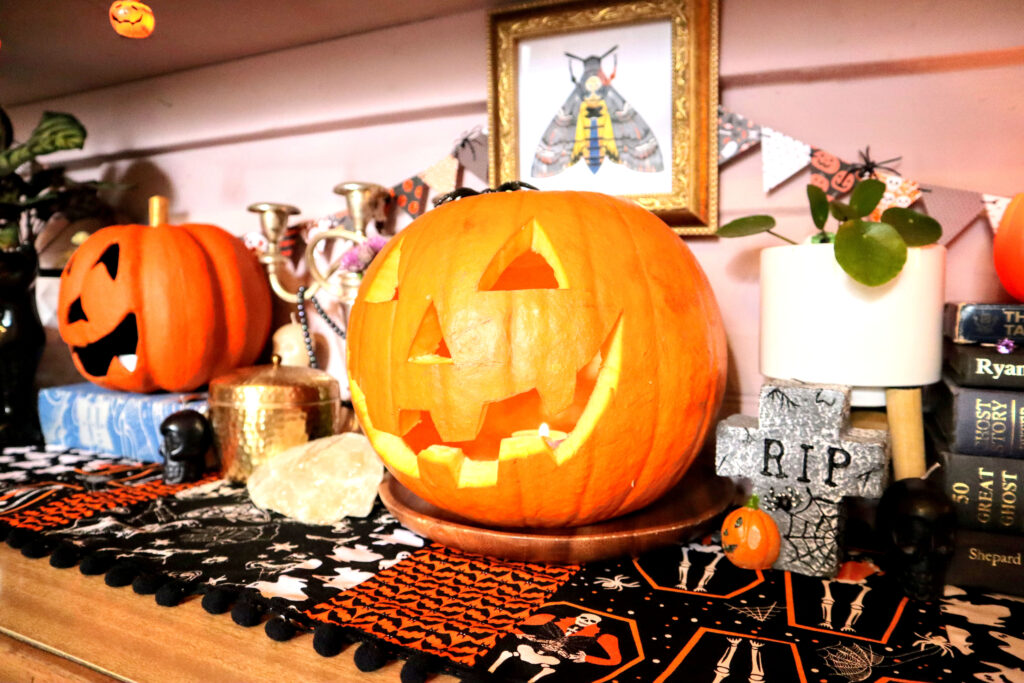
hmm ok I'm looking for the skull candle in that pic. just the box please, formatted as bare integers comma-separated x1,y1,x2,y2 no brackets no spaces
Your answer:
875,477,956,602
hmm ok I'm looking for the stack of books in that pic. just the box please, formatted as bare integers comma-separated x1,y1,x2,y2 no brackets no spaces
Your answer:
935,302,1024,593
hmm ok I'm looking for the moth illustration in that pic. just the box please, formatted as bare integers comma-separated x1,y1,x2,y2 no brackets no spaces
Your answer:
532,46,664,178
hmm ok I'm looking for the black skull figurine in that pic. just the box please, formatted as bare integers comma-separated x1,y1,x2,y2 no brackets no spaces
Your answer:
875,477,956,602
160,409,213,485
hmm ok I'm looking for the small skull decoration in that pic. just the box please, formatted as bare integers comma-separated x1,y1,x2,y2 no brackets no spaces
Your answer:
875,477,956,602
160,409,213,485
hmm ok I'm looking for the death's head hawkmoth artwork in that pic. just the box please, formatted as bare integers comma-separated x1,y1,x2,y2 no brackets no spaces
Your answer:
532,46,664,178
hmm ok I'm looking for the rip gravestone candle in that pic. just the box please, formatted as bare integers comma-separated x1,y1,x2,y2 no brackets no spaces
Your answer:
716,380,889,577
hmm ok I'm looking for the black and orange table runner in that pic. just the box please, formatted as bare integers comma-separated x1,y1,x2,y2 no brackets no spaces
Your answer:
1,446,1020,682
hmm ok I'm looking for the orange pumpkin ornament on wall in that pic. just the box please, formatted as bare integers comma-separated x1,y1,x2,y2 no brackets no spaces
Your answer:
721,495,781,570
993,193,1024,301
57,218,271,393
109,1,155,39
347,189,727,528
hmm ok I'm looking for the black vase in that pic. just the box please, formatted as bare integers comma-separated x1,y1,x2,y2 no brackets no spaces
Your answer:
0,245,45,448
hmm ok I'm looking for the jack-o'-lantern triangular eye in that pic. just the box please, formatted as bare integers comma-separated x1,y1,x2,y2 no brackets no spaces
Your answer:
362,238,402,303
98,244,119,279
478,219,568,291
408,301,452,364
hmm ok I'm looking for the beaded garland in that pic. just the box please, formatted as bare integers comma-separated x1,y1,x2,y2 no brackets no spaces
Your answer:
294,286,347,369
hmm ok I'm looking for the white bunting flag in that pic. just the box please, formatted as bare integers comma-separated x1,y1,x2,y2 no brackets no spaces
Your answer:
760,127,811,193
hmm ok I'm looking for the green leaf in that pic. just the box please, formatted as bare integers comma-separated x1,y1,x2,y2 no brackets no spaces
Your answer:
0,111,86,176
834,219,908,286
806,184,829,229
881,207,942,246
716,215,776,237
810,231,835,244
829,201,857,222
849,178,885,217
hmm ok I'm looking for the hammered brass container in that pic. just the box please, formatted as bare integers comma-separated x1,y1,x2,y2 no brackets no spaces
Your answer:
209,357,352,482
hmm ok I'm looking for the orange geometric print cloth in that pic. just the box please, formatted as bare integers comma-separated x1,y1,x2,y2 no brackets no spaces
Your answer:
305,544,578,666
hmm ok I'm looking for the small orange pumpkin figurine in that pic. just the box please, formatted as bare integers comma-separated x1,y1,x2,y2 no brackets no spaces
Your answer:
721,494,781,570
109,1,155,39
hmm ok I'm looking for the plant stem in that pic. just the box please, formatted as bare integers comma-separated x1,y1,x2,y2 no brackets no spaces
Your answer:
767,229,798,245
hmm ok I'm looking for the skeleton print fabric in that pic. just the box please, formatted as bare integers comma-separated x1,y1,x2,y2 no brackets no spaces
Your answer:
4,446,1024,682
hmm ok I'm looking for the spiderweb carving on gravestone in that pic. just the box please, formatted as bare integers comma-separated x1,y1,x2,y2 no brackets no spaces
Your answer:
762,484,842,576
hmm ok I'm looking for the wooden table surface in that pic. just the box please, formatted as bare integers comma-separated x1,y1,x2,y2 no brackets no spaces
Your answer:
0,547,457,683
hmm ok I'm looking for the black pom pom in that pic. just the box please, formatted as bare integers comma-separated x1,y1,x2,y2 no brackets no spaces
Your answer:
354,641,391,672
155,579,189,607
201,587,237,614
400,654,435,683
79,552,114,575
312,623,349,658
6,527,37,549
265,615,297,641
132,572,165,595
0,523,10,543
21,537,54,559
231,599,265,627
49,542,81,568
104,562,139,587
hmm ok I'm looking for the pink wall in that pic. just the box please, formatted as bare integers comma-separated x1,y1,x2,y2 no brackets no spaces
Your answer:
12,1,1024,413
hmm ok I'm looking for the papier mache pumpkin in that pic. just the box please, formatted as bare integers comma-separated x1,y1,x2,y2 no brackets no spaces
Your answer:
346,189,727,528
57,220,271,393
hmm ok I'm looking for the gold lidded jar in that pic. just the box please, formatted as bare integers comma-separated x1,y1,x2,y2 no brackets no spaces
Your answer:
209,355,350,482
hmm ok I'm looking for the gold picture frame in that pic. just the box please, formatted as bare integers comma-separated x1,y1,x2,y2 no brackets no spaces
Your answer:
488,0,719,234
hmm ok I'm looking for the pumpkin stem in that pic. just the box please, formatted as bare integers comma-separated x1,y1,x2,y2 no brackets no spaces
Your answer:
745,494,761,510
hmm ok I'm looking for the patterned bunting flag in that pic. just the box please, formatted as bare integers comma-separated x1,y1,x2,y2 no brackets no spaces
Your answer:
453,127,489,183
760,127,811,193
868,171,922,221
391,176,429,218
920,184,983,245
983,194,1013,232
718,108,761,165
809,148,857,199
420,155,460,196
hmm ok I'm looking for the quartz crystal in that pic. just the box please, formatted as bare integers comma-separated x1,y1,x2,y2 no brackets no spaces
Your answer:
247,432,384,523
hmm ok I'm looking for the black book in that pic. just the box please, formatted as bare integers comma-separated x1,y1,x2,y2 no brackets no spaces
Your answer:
946,340,1024,390
935,375,1024,459
945,528,1024,596
939,449,1024,533
944,302,1024,344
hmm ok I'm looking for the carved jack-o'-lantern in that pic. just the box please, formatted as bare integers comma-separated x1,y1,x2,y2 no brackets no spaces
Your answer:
347,190,727,528
109,1,155,39
58,222,271,393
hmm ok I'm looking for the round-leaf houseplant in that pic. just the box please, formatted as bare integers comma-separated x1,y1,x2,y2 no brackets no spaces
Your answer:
718,178,945,405
717,179,942,286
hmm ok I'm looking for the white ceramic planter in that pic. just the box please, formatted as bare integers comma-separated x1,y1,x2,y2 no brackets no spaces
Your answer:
759,243,946,406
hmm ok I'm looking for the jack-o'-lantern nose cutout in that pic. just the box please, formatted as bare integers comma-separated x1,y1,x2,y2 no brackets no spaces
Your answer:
67,298,88,323
478,219,567,291
408,302,452,363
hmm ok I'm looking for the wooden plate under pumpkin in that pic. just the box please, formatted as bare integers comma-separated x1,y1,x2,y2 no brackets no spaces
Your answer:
378,466,736,564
